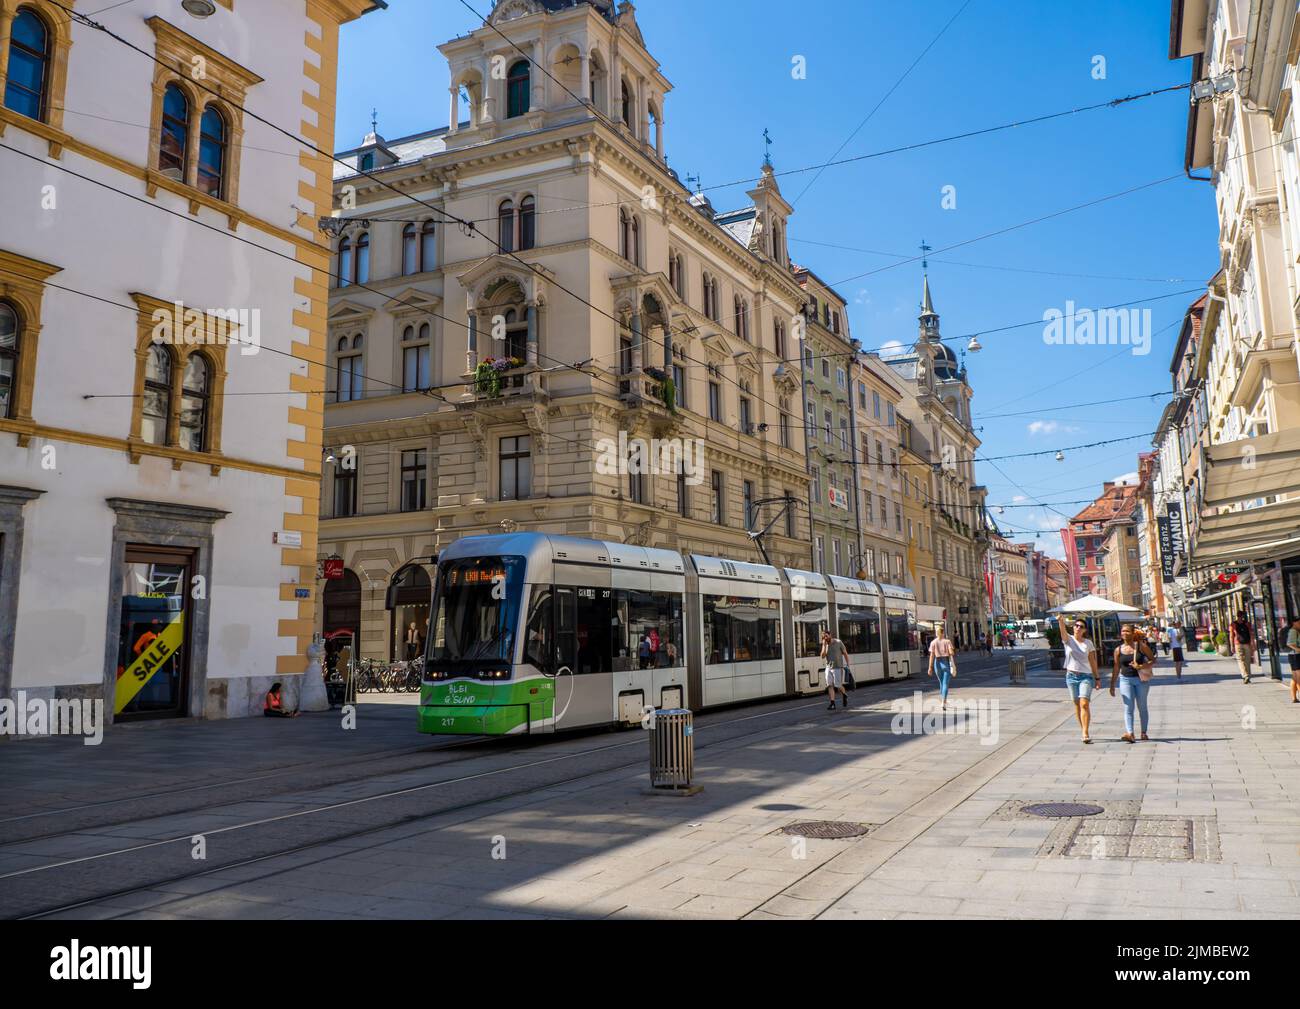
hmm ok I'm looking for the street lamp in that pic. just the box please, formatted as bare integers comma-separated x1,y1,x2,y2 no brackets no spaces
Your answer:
967,335,982,352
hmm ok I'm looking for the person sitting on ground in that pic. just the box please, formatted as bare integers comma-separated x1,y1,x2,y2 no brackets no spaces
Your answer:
263,682,299,718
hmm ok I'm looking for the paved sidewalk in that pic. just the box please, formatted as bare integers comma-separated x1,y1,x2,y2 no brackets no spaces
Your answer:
39,649,1300,920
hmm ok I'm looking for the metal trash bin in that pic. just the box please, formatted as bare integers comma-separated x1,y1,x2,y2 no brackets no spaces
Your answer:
648,708,700,794
1009,656,1026,684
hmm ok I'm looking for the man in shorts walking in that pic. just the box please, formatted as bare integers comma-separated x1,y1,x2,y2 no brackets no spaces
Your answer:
820,629,850,710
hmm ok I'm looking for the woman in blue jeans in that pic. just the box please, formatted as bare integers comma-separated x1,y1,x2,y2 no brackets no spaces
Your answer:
1109,624,1155,742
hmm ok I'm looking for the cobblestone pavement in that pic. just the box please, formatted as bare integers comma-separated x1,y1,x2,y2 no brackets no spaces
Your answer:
6,647,1298,920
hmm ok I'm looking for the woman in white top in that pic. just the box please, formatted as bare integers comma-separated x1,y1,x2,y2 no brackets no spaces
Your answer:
927,623,956,708
1057,614,1099,743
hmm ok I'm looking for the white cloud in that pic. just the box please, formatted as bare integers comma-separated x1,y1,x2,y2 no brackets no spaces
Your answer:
879,339,905,355
1012,495,1028,503
1027,420,1080,436
855,288,871,306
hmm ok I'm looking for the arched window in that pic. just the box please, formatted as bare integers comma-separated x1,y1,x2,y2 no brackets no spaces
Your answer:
621,79,633,133
159,83,189,181
402,224,418,275
0,301,19,419
771,220,783,263
142,345,173,445
498,199,515,252
519,196,535,250
734,296,743,337
179,354,210,451
402,323,431,392
702,272,712,319
336,334,364,402
197,105,227,198
630,214,640,266
420,220,436,271
354,231,370,284
506,59,530,118
338,235,352,288
774,319,786,359
4,9,50,121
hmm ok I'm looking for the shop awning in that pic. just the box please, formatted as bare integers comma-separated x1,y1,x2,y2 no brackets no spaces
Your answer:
1203,428,1300,507
1192,498,1300,567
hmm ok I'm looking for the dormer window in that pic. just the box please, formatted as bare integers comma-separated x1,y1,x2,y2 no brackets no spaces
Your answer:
506,60,530,118
359,151,375,172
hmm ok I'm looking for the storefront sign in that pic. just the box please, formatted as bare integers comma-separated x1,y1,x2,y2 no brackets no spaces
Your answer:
322,558,344,580
115,614,184,714
273,530,302,548
1157,515,1175,583
827,487,849,510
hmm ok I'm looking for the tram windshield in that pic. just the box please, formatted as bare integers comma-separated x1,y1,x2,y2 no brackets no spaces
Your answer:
426,556,525,669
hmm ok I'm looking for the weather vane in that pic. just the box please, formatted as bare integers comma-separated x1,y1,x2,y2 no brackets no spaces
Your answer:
763,128,773,167
370,107,378,134
919,239,932,272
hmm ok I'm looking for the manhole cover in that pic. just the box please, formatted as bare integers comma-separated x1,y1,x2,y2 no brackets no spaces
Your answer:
780,821,870,839
1022,802,1105,818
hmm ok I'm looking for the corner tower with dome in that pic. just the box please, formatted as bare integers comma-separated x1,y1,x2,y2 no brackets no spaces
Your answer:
881,273,989,646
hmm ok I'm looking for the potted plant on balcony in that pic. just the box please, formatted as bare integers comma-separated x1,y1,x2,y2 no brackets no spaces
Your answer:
474,356,515,398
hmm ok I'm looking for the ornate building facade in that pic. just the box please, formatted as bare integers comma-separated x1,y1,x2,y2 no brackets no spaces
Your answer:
319,0,812,658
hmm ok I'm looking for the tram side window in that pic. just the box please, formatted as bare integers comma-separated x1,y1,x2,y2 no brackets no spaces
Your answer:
524,585,552,670
795,600,827,658
612,589,683,671
703,595,781,663
837,604,881,654
886,609,910,653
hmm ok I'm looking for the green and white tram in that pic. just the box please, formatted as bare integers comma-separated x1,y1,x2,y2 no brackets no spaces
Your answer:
418,533,919,736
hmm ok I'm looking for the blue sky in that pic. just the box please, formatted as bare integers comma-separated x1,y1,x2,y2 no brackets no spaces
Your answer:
338,0,1216,559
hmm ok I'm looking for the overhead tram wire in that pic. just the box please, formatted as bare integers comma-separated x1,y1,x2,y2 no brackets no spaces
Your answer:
48,2,1184,466
788,0,976,207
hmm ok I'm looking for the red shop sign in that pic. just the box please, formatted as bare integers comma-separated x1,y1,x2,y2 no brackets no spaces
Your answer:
322,558,345,580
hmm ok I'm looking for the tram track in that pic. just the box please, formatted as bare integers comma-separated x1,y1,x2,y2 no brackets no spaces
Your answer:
6,652,1048,920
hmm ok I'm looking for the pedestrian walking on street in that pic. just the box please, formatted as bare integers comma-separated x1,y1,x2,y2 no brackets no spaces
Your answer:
1057,614,1099,743
928,623,957,709
820,629,850,710
1231,610,1255,684
1168,623,1186,678
1110,623,1155,742
1159,627,1170,656
1286,618,1300,704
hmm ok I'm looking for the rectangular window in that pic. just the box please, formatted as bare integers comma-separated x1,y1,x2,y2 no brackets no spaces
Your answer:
887,404,896,427
400,449,427,512
612,589,684,672
837,601,881,654
823,409,832,444
879,495,887,527
739,397,752,433
403,343,430,392
672,363,686,409
815,535,825,572
780,412,791,449
873,391,881,419
863,493,873,523
743,480,754,529
833,538,842,576
499,435,532,500
857,381,867,408
821,358,830,379
677,470,688,518
836,367,846,389
711,470,724,524
839,417,849,451
709,381,722,421
702,594,782,664
784,491,795,537
334,466,357,517
628,467,645,504
811,464,821,504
